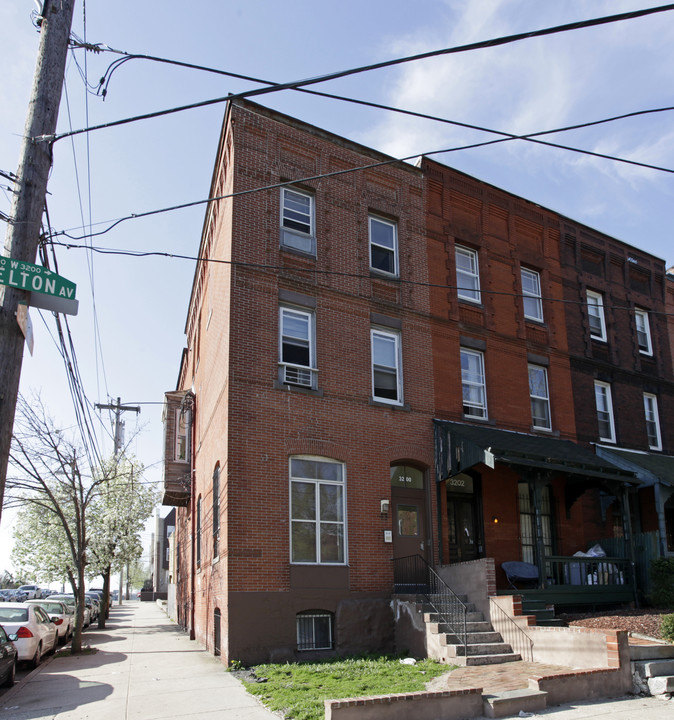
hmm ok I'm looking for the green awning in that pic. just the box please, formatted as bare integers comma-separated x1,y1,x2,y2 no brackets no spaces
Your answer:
596,447,674,488
434,420,637,484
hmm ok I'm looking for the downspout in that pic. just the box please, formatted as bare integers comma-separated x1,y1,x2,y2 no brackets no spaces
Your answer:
654,481,668,557
189,397,196,640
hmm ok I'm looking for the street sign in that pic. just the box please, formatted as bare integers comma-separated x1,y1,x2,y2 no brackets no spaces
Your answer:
0,256,76,300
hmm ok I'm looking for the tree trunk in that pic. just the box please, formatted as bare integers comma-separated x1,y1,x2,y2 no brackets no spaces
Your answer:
68,568,84,654
98,565,111,628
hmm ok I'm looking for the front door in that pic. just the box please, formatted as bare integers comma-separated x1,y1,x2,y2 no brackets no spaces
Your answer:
447,473,482,563
391,465,427,561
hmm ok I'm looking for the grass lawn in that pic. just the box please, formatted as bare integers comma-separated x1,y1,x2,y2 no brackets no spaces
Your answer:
238,654,452,720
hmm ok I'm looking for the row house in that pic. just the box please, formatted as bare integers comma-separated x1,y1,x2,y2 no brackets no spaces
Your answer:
162,99,673,665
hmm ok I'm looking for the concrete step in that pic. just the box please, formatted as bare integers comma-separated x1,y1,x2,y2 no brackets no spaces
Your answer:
647,675,674,695
483,688,548,718
635,659,674,678
442,631,502,645
462,652,522,666
449,642,514,657
630,644,674,661
423,610,484,624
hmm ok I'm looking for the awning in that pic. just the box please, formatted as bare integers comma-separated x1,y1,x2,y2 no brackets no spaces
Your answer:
596,447,674,488
434,420,637,484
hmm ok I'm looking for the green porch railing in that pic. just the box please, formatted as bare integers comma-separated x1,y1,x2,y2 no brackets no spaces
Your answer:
544,555,630,588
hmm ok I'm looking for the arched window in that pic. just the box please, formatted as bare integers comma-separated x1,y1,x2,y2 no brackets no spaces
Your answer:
214,607,221,656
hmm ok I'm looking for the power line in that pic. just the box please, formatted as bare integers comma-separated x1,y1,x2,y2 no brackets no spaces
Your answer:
59,3,674,143
44,238,674,319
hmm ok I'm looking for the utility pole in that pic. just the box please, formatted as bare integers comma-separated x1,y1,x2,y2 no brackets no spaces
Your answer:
95,397,141,456
95,397,140,604
0,0,76,525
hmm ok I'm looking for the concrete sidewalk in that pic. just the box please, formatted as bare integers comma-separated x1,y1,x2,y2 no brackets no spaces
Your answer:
0,600,277,719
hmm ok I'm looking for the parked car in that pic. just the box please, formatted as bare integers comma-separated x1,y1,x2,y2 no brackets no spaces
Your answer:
48,594,91,628
17,585,41,600
0,603,58,668
0,590,13,602
0,625,18,687
26,599,73,645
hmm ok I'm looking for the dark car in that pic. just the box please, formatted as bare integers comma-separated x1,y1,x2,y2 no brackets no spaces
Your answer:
0,625,19,687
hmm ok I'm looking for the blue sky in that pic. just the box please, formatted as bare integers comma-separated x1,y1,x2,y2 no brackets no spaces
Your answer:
1,0,673,571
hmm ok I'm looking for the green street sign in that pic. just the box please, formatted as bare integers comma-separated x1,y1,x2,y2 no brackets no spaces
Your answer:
0,257,76,300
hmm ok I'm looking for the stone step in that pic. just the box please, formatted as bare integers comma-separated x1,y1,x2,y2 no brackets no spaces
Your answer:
483,688,548,718
647,675,674,695
630,644,674,661
635,659,674,678
423,610,484,624
448,642,514,657
442,631,503,645
461,652,522,666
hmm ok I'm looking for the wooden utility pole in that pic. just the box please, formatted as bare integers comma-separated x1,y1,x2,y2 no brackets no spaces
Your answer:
0,0,77,524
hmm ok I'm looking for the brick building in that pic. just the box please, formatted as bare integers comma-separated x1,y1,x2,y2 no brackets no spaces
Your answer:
163,100,670,666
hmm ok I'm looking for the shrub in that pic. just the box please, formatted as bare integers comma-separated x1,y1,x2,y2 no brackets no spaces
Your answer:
649,558,674,608
661,614,674,643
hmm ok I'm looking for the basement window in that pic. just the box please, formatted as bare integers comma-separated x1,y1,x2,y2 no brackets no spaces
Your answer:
296,610,334,651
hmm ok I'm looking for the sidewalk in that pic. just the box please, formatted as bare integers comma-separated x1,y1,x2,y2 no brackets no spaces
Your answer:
0,600,278,720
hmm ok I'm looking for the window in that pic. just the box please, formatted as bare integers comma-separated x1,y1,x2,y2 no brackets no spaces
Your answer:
643,393,662,450
212,465,220,558
297,610,334,650
460,348,487,418
279,307,316,388
371,329,402,404
528,364,551,430
456,246,481,303
635,309,652,355
174,408,189,462
196,496,202,567
521,268,543,321
369,216,398,276
290,457,345,564
586,290,607,341
594,381,615,443
518,483,554,565
281,187,315,254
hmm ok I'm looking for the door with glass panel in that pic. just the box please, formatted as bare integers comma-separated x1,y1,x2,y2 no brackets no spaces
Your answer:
391,466,427,561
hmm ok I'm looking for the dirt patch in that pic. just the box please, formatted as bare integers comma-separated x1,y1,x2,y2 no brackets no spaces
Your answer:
557,609,673,640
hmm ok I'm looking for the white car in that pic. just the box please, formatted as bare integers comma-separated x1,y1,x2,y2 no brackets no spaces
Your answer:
26,599,73,644
0,603,58,668
16,585,41,600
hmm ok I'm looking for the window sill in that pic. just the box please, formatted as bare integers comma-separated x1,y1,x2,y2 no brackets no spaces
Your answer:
530,426,558,436
590,335,607,343
369,398,410,411
212,556,220,566
462,413,489,423
274,380,324,397
280,243,316,260
457,297,483,307
369,270,400,282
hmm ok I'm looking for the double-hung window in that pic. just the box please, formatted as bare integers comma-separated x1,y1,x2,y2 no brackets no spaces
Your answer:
212,466,220,558
587,290,607,341
290,457,345,564
594,381,615,443
369,216,398,277
371,328,402,404
281,187,315,255
456,246,481,303
643,393,662,450
174,409,189,461
635,309,652,355
528,364,551,430
279,306,316,389
460,348,487,418
521,268,543,321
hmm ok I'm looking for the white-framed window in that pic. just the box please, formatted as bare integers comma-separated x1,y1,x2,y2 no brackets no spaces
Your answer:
594,381,615,443
643,393,662,450
279,306,317,389
297,610,334,650
587,290,607,341
521,268,543,321
281,187,315,255
371,328,403,405
456,245,481,303
196,496,202,567
528,364,551,430
290,457,345,565
212,465,220,558
174,408,189,462
369,215,398,277
635,308,652,355
460,348,487,418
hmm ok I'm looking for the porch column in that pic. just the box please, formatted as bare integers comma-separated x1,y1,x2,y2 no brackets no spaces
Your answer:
619,485,639,607
531,473,547,588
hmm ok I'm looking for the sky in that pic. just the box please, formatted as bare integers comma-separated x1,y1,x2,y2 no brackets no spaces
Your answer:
1,0,673,574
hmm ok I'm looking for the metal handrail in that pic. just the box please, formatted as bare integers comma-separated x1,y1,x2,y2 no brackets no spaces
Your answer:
489,597,534,662
393,554,468,649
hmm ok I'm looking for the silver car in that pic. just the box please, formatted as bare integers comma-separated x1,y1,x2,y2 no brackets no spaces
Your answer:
0,603,58,668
